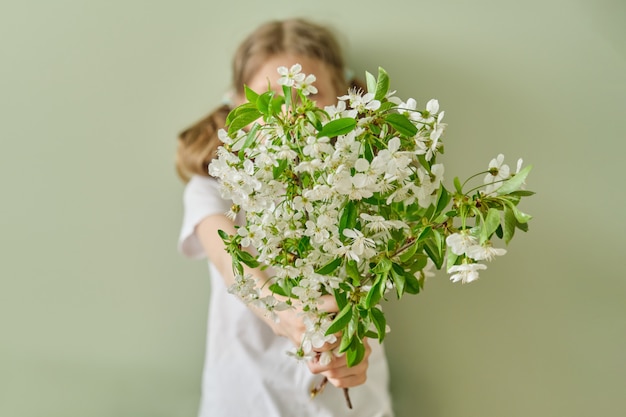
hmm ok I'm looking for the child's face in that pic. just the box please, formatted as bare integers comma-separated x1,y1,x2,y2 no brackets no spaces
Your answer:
238,53,340,108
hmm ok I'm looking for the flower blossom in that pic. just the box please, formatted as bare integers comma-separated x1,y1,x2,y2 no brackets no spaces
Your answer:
338,88,381,113
277,64,305,87
466,242,507,261
483,154,511,194
446,231,478,256
299,74,318,96
341,228,377,261
448,262,487,284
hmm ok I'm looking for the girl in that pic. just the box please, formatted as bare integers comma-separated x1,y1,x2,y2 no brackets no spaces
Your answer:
176,18,394,417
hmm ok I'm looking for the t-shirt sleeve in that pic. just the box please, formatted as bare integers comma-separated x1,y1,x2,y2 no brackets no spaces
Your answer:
178,175,231,260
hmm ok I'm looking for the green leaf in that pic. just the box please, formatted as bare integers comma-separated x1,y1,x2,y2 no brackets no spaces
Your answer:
334,290,348,310
237,250,260,268
364,141,375,162
256,91,273,115
239,123,260,154
244,85,259,104
370,307,387,343
372,258,392,274
497,165,532,195
404,270,420,294
366,71,376,95
217,229,230,241
338,201,357,233
446,250,459,271
423,229,444,269
453,176,463,194
424,238,444,270
269,279,294,298
226,103,256,126
503,204,516,244
399,240,419,263
270,95,285,114
379,101,396,112
512,206,532,224
374,67,390,101
326,303,353,336
282,85,291,110
305,110,322,131
346,339,366,367
481,208,501,243
509,190,536,197
315,257,342,275
345,260,361,285
339,332,353,353
346,307,359,339
272,159,288,179
317,117,357,138
434,186,451,217
268,283,287,297
385,113,418,137
227,108,261,136
364,278,383,309
390,263,406,298
416,226,433,243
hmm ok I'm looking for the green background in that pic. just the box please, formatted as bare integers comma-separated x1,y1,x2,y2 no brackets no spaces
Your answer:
2,0,625,416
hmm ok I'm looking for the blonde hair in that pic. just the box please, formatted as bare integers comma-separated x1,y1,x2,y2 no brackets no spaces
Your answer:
176,18,353,183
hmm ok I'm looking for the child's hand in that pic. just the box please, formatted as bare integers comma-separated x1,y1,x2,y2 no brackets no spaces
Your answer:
271,294,338,349
307,338,372,388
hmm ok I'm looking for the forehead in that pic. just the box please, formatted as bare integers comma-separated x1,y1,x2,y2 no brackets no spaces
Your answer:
246,54,336,92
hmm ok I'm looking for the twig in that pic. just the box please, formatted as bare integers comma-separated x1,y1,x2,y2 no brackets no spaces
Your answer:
310,377,352,409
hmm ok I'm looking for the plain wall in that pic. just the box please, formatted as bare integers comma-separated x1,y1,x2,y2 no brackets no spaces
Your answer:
1,0,625,416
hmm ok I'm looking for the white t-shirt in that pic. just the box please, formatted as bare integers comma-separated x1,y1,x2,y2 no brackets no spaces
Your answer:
179,174,394,417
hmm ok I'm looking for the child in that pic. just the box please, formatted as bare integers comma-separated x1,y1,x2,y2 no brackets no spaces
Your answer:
176,18,394,417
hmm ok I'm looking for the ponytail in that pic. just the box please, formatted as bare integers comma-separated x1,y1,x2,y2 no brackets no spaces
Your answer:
175,104,230,183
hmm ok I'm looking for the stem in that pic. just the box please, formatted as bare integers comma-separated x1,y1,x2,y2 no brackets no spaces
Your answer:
310,377,352,409
461,170,490,191
463,176,510,197
343,387,353,409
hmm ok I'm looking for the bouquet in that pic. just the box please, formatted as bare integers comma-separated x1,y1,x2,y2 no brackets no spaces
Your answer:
209,65,533,406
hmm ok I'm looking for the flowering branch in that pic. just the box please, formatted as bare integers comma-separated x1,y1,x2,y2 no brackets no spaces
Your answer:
210,65,534,404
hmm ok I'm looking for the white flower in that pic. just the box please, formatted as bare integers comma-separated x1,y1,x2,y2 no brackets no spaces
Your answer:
277,64,305,87
483,154,511,194
397,98,419,121
228,274,259,299
298,74,318,96
237,224,266,248
292,195,314,213
303,135,332,158
249,295,290,323
304,220,330,244
333,170,374,200
301,314,337,354
415,164,444,208
446,231,478,256
414,133,441,161
292,279,323,304
324,100,357,119
413,99,439,125
360,213,408,234
338,88,381,113
466,242,507,261
447,262,487,284
342,228,376,261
